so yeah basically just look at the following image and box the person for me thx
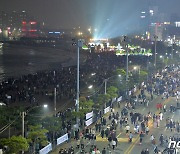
[76,139,80,149]
[154,145,158,153]
[96,148,100,154]
[125,124,130,134]
[145,148,149,154]
[80,137,84,149]
[145,126,149,135]
[114,137,118,147]
[112,140,116,150]
[129,132,133,143]
[159,134,164,146]
[150,135,154,144]
[141,149,146,154]
[163,104,166,112]
[139,132,144,145]
[102,148,106,154]
[101,129,104,138]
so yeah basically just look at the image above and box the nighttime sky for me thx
[1,0,180,30]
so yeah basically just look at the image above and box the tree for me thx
[0,106,24,128]
[27,125,48,153]
[72,97,94,119]
[114,68,126,77]
[139,70,148,83]
[42,116,62,143]
[0,136,29,154]
[107,86,118,99]
[80,99,94,110]
[96,94,111,108]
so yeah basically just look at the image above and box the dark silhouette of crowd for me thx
[0,52,148,107]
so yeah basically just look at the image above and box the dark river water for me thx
[0,43,82,80]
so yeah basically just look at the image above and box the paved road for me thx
[50,92,179,154]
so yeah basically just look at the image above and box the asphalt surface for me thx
[50,92,180,154]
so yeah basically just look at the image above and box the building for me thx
[0,11,40,40]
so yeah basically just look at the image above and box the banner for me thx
[117,96,122,102]
[104,106,110,114]
[86,111,93,120]
[57,133,68,145]
[85,118,93,126]
[112,97,116,103]
[39,143,52,154]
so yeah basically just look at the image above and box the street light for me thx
[88,85,93,89]
[154,35,158,70]
[160,55,164,63]
[104,75,122,94]
[22,104,48,138]
[123,35,129,99]
[76,39,83,127]
[43,104,48,108]
[133,66,137,70]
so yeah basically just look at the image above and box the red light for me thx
[30,21,37,25]
[22,21,26,24]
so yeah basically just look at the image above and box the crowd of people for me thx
[56,64,180,154]
[0,52,149,107]
[0,49,179,153]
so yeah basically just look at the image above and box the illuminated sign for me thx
[175,21,180,27]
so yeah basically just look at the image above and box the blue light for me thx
[49,32,53,34]
[54,32,60,34]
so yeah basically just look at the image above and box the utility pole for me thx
[22,112,25,137]
[76,39,83,126]
[154,35,157,70]
[124,36,129,100]
[171,43,174,59]
[154,23,158,71]
[104,79,107,95]
[147,57,149,81]
[22,111,25,154]
[54,88,56,116]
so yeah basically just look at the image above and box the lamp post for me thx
[171,43,174,59]
[54,88,56,116]
[160,55,164,63]
[154,35,158,70]
[22,104,48,138]
[104,75,122,95]
[123,36,129,99]
[76,40,83,127]
[21,104,48,153]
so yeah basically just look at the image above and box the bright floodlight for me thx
[160,55,163,58]
[118,74,121,77]
[91,73,96,76]
[43,104,48,108]
[134,66,137,70]
[88,85,93,89]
